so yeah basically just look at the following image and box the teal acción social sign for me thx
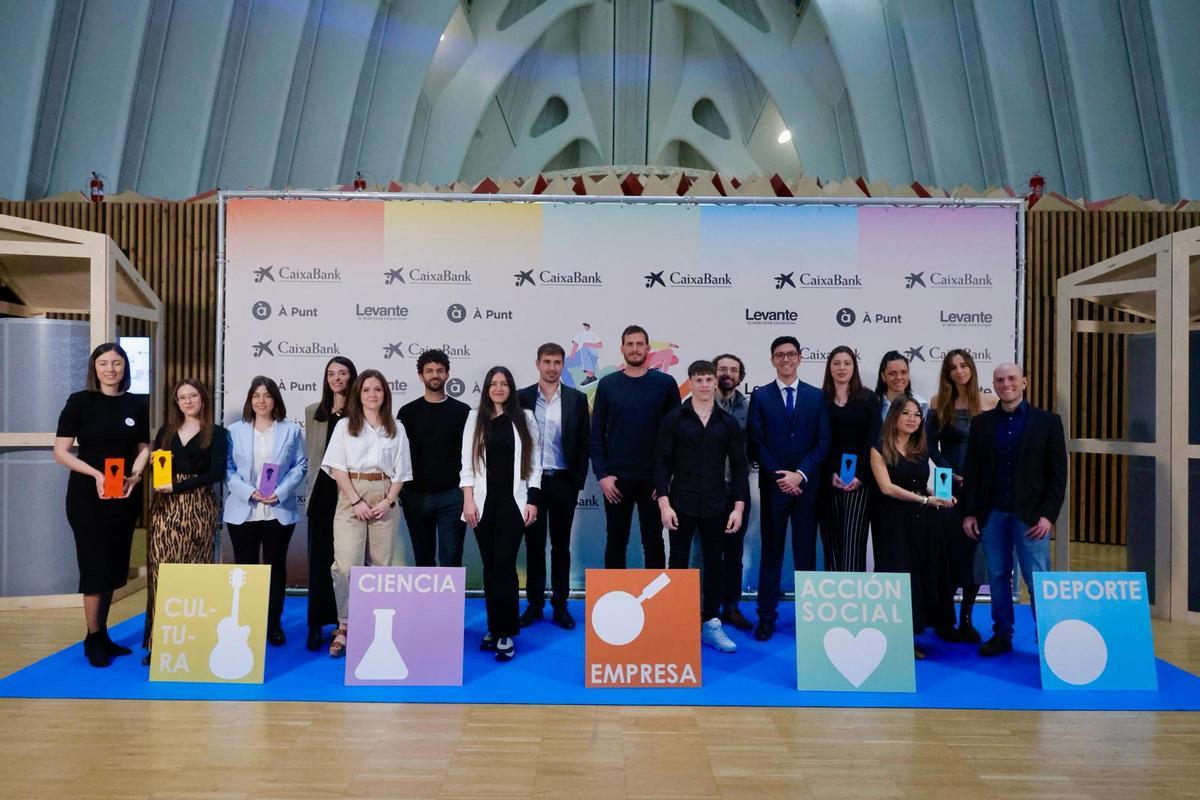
[794,572,915,693]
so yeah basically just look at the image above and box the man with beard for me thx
[713,353,753,631]
[517,343,590,629]
[397,349,471,566]
[591,325,681,568]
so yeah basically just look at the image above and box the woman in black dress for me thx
[927,348,997,643]
[460,366,541,662]
[869,398,955,659]
[303,356,357,651]
[143,378,227,665]
[818,346,880,572]
[53,343,150,667]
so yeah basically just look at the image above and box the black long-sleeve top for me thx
[654,401,750,518]
[153,424,228,493]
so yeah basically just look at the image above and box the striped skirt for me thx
[143,476,218,649]
[818,486,872,572]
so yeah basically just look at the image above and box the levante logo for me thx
[252,265,341,283]
[644,270,733,288]
[384,268,473,285]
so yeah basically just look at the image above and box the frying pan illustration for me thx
[591,572,671,646]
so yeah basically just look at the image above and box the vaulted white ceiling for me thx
[1,0,1196,200]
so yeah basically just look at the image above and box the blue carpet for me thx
[1,597,1197,710]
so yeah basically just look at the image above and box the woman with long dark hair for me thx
[927,348,997,643]
[143,378,227,665]
[460,366,541,662]
[874,350,928,421]
[321,370,411,658]
[818,347,879,571]
[53,343,150,667]
[303,356,357,651]
[224,376,307,646]
[869,398,955,659]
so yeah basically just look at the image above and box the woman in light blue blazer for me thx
[224,376,307,645]
[460,365,541,662]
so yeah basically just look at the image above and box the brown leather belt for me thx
[348,471,388,481]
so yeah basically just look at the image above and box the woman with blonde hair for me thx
[927,348,997,643]
[870,398,955,659]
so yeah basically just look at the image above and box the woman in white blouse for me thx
[224,376,308,646]
[461,366,541,662]
[321,369,412,658]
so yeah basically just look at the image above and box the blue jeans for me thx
[980,510,1050,639]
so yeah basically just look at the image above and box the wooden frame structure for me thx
[0,213,165,446]
[1056,225,1200,621]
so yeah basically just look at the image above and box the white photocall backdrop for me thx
[220,194,1022,592]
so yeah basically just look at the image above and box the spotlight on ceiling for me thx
[777,129,792,145]
[440,34,446,41]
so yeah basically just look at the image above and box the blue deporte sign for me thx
[1032,571,1157,691]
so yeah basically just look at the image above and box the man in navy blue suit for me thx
[746,335,831,641]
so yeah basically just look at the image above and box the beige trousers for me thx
[331,477,396,624]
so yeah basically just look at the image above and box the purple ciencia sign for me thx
[345,566,465,686]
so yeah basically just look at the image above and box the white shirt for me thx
[534,384,566,471]
[321,417,413,484]
[250,423,276,522]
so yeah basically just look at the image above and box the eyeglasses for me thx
[772,351,800,361]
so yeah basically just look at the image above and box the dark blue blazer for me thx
[747,380,831,486]
[517,383,591,491]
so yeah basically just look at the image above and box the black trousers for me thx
[603,477,665,569]
[228,519,295,630]
[475,499,525,638]
[756,481,818,616]
[305,511,338,630]
[668,512,726,621]
[400,485,466,567]
[720,498,749,613]
[525,471,578,608]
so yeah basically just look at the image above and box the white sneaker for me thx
[701,618,737,653]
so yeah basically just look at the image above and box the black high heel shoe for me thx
[83,632,112,668]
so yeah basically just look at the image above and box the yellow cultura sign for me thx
[149,563,270,684]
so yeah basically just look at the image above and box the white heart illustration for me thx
[822,627,888,688]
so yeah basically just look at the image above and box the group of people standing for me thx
[53,325,1065,669]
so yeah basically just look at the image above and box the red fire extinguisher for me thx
[353,171,367,191]
[89,172,105,203]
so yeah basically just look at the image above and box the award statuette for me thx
[933,467,953,501]
[258,463,281,498]
[151,450,173,490]
[838,453,858,486]
[103,458,126,498]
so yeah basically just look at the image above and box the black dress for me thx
[56,391,149,594]
[306,408,344,630]
[928,408,983,587]
[871,453,954,634]
[818,391,879,571]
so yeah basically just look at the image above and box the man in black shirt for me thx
[397,349,470,567]
[590,325,681,568]
[656,360,749,653]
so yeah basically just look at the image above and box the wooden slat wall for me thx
[3,201,1197,544]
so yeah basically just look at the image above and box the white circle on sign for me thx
[124,417,135,427]
[1044,619,1108,685]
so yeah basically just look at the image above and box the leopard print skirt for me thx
[143,476,218,649]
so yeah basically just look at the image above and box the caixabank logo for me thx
[384,267,473,286]
[928,345,994,364]
[252,265,342,284]
[381,341,473,361]
[643,270,733,288]
[904,270,994,289]
[799,345,863,361]
[252,340,341,358]
[779,272,864,289]
[513,269,603,287]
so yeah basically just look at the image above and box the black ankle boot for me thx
[101,630,132,656]
[83,632,112,668]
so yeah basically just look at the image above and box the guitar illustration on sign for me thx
[209,567,254,680]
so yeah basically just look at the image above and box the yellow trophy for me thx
[151,449,173,490]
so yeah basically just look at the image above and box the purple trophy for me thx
[258,463,281,498]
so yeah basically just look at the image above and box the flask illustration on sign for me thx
[823,627,888,688]
[354,608,409,680]
[933,467,953,500]
[591,572,671,646]
[209,568,254,680]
